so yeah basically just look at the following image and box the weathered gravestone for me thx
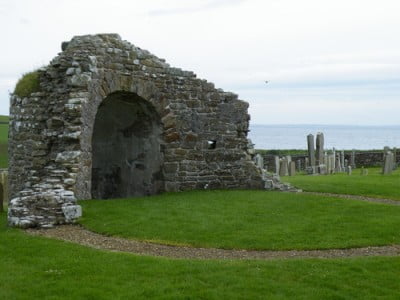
[360,166,369,176]
[340,151,345,172]
[335,154,342,173]
[347,166,352,175]
[279,158,289,176]
[288,161,296,176]
[382,151,394,175]
[307,134,316,174]
[296,160,301,172]
[332,148,336,171]
[274,156,280,175]
[327,154,335,174]
[316,132,324,165]
[350,150,356,169]
[254,153,264,169]
[316,163,326,175]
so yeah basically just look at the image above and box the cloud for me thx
[0,0,399,125]
[0,2,12,16]
[19,18,30,25]
[148,0,245,16]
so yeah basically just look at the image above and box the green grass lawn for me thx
[2,121,400,298]
[1,212,400,299]
[79,190,400,251]
[0,115,9,123]
[284,168,400,200]
[0,115,8,168]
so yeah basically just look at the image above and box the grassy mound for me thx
[14,71,41,98]
[284,168,400,200]
[1,212,400,299]
[79,190,400,250]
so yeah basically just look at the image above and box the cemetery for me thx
[0,35,399,299]
[257,134,398,177]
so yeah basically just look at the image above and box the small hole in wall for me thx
[208,140,217,149]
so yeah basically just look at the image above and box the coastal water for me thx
[248,124,400,150]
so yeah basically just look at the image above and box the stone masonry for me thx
[8,34,272,228]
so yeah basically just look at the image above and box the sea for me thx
[248,124,400,150]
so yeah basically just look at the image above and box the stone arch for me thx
[76,74,166,200]
[90,91,164,199]
[8,34,270,228]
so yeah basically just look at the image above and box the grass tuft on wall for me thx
[14,71,41,98]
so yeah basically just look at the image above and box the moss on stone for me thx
[14,71,41,98]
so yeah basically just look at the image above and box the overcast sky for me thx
[1,0,399,125]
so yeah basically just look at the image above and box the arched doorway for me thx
[91,91,164,199]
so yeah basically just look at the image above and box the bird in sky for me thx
[265,80,269,84]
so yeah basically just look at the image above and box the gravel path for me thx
[303,192,400,206]
[26,225,400,260]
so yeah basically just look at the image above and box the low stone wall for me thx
[259,151,399,172]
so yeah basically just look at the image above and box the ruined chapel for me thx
[8,34,279,228]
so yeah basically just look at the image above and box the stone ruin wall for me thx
[8,34,265,228]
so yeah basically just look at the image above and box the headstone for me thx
[296,160,301,172]
[335,154,342,173]
[360,167,368,176]
[323,152,328,166]
[254,153,264,169]
[286,155,292,164]
[347,166,352,175]
[318,164,327,175]
[289,161,296,176]
[382,146,392,173]
[382,151,394,175]
[316,132,324,165]
[332,147,336,171]
[305,167,314,175]
[350,150,356,169]
[307,134,316,173]
[274,156,280,175]
[393,147,397,170]
[305,157,309,168]
[344,159,348,169]
[326,155,331,174]
[384,146,390,154]
[329,154,335,174]
[340,151,345,172]
[279,158,289,176]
